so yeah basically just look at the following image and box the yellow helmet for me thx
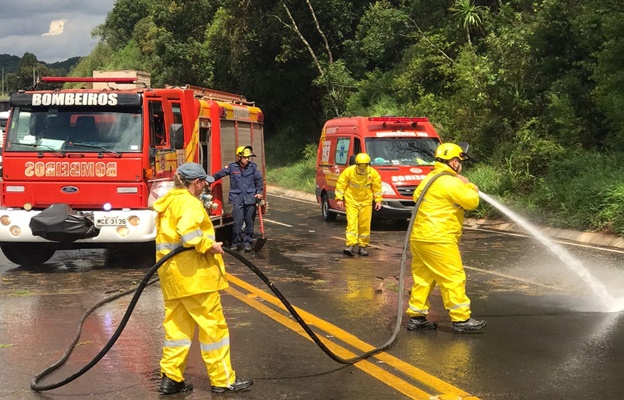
[435,143,469,161]
[236,145,256,158]
[355,153,371,165]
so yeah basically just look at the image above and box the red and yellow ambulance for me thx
[315,116,441,222]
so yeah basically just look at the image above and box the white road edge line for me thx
[267,192,317,204]
[263,218,293,227]
[465,226,624,254]
[268,191,624,255]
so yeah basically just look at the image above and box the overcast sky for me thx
[0,0,116,64]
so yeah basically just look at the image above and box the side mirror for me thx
[348,154,356,166]
[170,123,184,150]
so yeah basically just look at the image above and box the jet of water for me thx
[478,192,617,311]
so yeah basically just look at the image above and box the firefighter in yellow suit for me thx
[406,143,487,333]
[153,162,253,395]
[335,153,383,257]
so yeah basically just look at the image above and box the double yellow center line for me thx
[225,274,479,400]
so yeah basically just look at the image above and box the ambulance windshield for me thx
[5,106,142,153]
[365,137,439,166]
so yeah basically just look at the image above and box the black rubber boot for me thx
[343,246,355,257]
[159,375,193,395]
[406,316,437,331]
[211,378,253,393]
[452,318,487,333]
[358,247,369,256]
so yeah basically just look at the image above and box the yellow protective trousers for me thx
[160,291,236,387]
[345,202,373,247]
[407,241,471,322]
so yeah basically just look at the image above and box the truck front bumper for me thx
[375,200,415,219]
[0,208,156,243]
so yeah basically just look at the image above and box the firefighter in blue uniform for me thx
[212,146,263,252]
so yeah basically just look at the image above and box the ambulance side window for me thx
[335,138,350,165]
[353,138,362,155]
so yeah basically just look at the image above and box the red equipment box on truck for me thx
[315,116,441,222]
[0,74,265,266]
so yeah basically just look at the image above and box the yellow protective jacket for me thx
[335,165,383,205]
[153,188,228,301]
[410,162,479,244]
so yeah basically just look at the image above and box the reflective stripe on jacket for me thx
[410,162,479,244]
[153,188,228,300]
[334,165,383,205]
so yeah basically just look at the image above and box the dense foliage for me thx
[5,0,624,235]
[0,53,80,93]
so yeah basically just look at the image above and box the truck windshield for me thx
[365,137,440,166]
[4,106,142,153]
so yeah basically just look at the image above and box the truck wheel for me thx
[106,242,155,268]
[216,223,233,244]
[126,242,156,265]
[321,194,337,222]
[0,243,56,267]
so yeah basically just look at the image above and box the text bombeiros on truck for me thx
[0,72,266,267]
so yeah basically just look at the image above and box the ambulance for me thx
[315,116,442,222]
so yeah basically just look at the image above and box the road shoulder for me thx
[267,185,624,250]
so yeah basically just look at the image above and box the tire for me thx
[321,193,337,222]
[106,242,155,268]
[126,242,156,263]
[394,218,410,230]
[0,243,56,267]
[216,223,234,244]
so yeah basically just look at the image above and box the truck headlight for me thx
[381,181,396,196]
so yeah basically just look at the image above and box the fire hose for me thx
[30,173,450,392]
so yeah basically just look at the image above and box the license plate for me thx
[96,217,127,226]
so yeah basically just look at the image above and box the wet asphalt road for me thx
[1,194,624,399]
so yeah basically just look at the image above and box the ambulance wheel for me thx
[0,243,56,267]
[321,194,337,222]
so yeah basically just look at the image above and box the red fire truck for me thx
[0,75,266,266]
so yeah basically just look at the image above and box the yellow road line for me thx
[226,274,478,399]
[225,285,431,399]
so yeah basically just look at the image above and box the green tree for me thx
[69,43,114,86]
[150,0,218,86]
[98,0,152,51]
[451,0,486,45]
[344,1,412,76]
[580,0,624,149]
[15,53,53,90]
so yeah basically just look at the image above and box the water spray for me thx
[478,192,617,311]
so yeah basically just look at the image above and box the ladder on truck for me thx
[165,84,255,106]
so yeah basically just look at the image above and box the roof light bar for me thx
[41,77,137,84]
[368,117,429,123]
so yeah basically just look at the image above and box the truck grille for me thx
[396,185,417,198]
